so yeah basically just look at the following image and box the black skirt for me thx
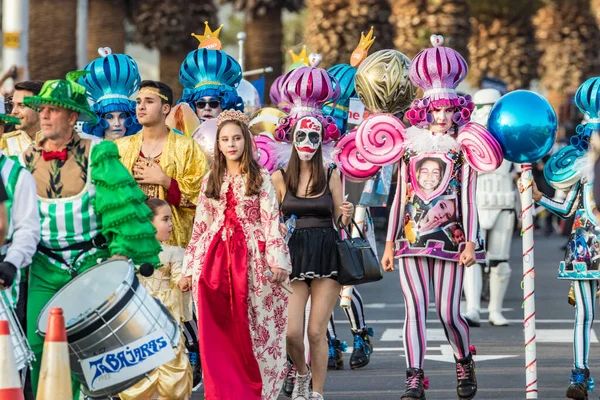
[288,227,341,281]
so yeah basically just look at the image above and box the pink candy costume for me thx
[383,35,502,381]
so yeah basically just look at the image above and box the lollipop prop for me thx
[488,90,558,399]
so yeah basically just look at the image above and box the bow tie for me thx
[42,148,68,162]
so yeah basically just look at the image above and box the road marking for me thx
[536,329,598,343]
[334,319,576,324]
[424,345,518,363]
[380,328,448,342]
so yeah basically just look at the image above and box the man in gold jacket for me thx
[116,80,207,248]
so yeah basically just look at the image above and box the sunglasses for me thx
[195,100,220,109]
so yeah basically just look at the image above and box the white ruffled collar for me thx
[404,126,460,154]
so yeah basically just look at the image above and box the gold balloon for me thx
[249,107,287,138]
[355,49,417,114]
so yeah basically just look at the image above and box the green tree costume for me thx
[21,72,161,399]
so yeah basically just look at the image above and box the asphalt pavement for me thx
[196,232,587,399]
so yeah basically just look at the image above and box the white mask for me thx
[293,116,322,161]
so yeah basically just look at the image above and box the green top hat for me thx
[23,70,98,123]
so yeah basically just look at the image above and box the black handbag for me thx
[336,218,383,286]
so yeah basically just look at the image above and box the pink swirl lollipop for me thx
[254,135,278,173]
[334,130,381,182]
[456,122,503,173]
[355,114,406,166]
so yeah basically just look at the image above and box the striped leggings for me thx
[573,280,597,370]
[326,286,366,339]
[400,256,471,369]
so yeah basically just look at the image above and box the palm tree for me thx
[533,0,600,112]
[391,0,470,59]
[221,1,304,97]
[129,0,218,100]
[467,0,540,91]
[86,0,127,62]
[304,0,395,68]
[29,0,78,80]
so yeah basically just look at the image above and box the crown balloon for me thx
[288,46,310,70]
[351,26,376,67]
[191,21,223,50]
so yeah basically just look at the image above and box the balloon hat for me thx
[275,66,341,143]
[324,27,376,133]
[179,21,243,114]
[79,47,142,137]
[406,34,474,128]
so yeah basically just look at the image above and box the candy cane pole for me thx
[519,164,538,398]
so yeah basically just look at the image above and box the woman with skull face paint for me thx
[79,47,142,140]
[379,36,502,400]
[271,66,353,400]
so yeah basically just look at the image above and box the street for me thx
[197,233,588,399]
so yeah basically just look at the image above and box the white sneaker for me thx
[292,368,312,400]
[310,392,324,400]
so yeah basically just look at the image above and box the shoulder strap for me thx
[327,165,336,185]
[278,167,286,177]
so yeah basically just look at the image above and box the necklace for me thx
[141,138,165,161]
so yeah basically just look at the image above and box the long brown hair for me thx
[285,123,327,197]
[205,119,262,199]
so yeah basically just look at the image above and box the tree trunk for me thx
[29,0,77,80]
[244,4,282,100]
[160,50,187,101]
[87,0,126,62]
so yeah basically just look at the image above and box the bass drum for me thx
[37,259,179,398]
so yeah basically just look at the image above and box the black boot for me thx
[401,368,426,400]
[327,338,346,370]
[188,351,202,391]
[565,367,590,400]
[455,353,477,400]
[350,328,374,369]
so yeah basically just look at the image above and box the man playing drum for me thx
[20,71,161,399]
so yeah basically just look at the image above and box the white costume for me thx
[463,88,515,327]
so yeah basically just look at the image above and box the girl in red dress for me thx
[182,110,292,400]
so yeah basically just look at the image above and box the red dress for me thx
[199,186,262,399]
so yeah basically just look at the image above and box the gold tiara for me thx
[216,109,249,127]
[139,89,169,102]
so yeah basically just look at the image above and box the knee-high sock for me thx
[573,280,596,369]
[326,315,336,341]
[431,258,470,360]
[183,307,199,353]
[343,287,367,334]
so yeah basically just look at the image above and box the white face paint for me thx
[293,116,322,161]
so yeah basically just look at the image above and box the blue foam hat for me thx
[323,64,357,132]
[178,23,243,113]
[79,47,141,137]
[572,76,600,151]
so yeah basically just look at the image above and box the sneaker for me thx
[327,338,346,370]
[350,328,373,369]
[400,368,426,400]
[455,353,477,400]
[188,351,202,391]
[291,368,312,400]
[566,367,591,400]
[282,362,297,397]
[309,392,324,400]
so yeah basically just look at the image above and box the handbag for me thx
[336,217,383,286]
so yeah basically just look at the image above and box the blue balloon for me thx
[487,90,557,164]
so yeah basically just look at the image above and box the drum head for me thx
[37,260,133,335]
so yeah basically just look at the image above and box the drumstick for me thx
[265,270,294,294]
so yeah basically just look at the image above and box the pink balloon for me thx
[457,122,503,173]
[356,114,406,166]
[253,135,278,173]
[192,119,218,161]
[334,130,381,182]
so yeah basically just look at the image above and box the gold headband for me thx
[139,89,169,102]
[194,80,222,89]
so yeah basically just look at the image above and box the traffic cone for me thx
[36,308,72,400]
[0,320,24,400]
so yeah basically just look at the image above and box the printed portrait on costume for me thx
[409,154,453,202]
